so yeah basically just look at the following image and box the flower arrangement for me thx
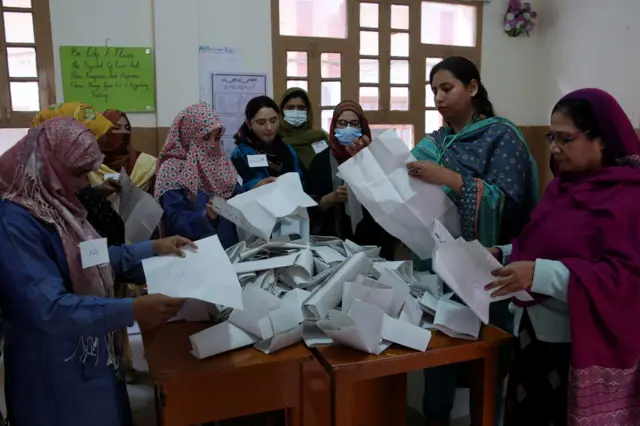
[504,0,537,37]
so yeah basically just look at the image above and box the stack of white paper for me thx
[212,173,317,241]
[337,130,461,260]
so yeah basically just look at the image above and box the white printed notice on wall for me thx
[199,46,243,105]
[212,73,268,157]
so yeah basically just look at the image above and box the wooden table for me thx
[142,322,314,426]
[313,325,513,426]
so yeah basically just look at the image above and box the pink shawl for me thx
[154,103,237,202]
[0,117,113,298]
[510,89,640,425]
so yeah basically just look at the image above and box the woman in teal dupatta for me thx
[408,57,539,426]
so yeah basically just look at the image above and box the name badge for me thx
[237,175,244,185]
[79,238,110,269]
[312,140,329,154]
[248,154,268,168]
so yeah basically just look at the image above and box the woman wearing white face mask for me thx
[278,87,328,169]
[306,100,395,259]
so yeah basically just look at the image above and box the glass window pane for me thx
[321,109,334,133]
[391,5,409,30]
[360,31,379,56]
[2,0,31,7]
[287,80,308,92]
[425,84,436,107]
[359,59,378,84]
[321,53,341,79]
[360,3,379,28]
[279,0,347,38]
[287,51,308,78]
[3,12,34,43]
[425,110,443,134]
[10,81,39,112]
[390,60,409,85]
[360,87,379,111]
[426,57,443,80]
[321,82,341,107]
[421,2,476,47]
[7,47,37,78]
[391,87,409,111]
[390,32,409,57]
[371,124,414,148]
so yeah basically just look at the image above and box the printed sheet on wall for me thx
[212,73,268,157]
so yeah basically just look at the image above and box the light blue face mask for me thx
[283,110,307,127]
[334,127,362,145]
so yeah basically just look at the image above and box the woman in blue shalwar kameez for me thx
[0,118,193,426]
[406,57,540,426]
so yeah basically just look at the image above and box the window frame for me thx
[0,0,56,128]
[271,0,484,146]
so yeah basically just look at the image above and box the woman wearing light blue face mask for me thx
[306,100,395,260]
[278,88,328,169]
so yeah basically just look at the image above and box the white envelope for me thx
[116,169,163,243]
[312,245,346,264]
[169,298,217,322]
[279,249,314,288]
[317,303,389,355]
[302,320,334,347]
[342,276,394,314]
[143,235,243,309]
[189,321,259,359]
[233,251,299,274]
[229,285,282,337]
[254,325,303,354]
[212,173,317,241]
[433,238,533,324]
[377,269,411,318]
[381,315,432,352]
[433,298,481,340]
[302,252,372,319]
[338,130,461,260]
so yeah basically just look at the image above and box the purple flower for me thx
[530,10,538,19]
[510,0,522,8]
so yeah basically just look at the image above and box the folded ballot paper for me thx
[337,129,461,260]
[115,169,164,243]
[143,235,243,309]
[212,172,317,242]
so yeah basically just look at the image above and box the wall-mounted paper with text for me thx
[60,46,156,112]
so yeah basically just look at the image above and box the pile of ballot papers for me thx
[141,153,521,360]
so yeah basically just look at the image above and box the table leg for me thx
[301,358,331,426]
[333,377,354,426]
[470,351,499,426]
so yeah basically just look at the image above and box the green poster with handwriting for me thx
[60,46,156,112]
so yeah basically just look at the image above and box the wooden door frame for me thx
[271,0,484,145]
[0,0,56,128]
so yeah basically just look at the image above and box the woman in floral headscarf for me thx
[155,103,242,248]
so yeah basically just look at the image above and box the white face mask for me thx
[283,110,307,127]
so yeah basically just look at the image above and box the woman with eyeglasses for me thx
[155,103,242,248]
[305,100,395,259]
[485,88,640,426]
[278,87,329,169]
[231,96,305,191]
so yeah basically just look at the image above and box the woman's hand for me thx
[407,161,463,194]
[256,177,276,188]
[152,236,198,258]
[318,185,348,211]
[345,135,371,157]
[206,200,217,220]
[484,261,535,298]
[133,294,186,329]
[487,247,502,262]
[94,179,121,198]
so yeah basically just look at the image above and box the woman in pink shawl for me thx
[486,88,640,425]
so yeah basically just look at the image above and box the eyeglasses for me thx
[336,119,361,128]
[252,117,279,127]
[545,131,583,147]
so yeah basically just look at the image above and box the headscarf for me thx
[155,103,237,203]
[101,109,139,175]
[510,89,640,425]
[278,88,328,168]
[235,96,295,177]
[329,100,372,164]
[0,117,114,297]
[32,102,113,140]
